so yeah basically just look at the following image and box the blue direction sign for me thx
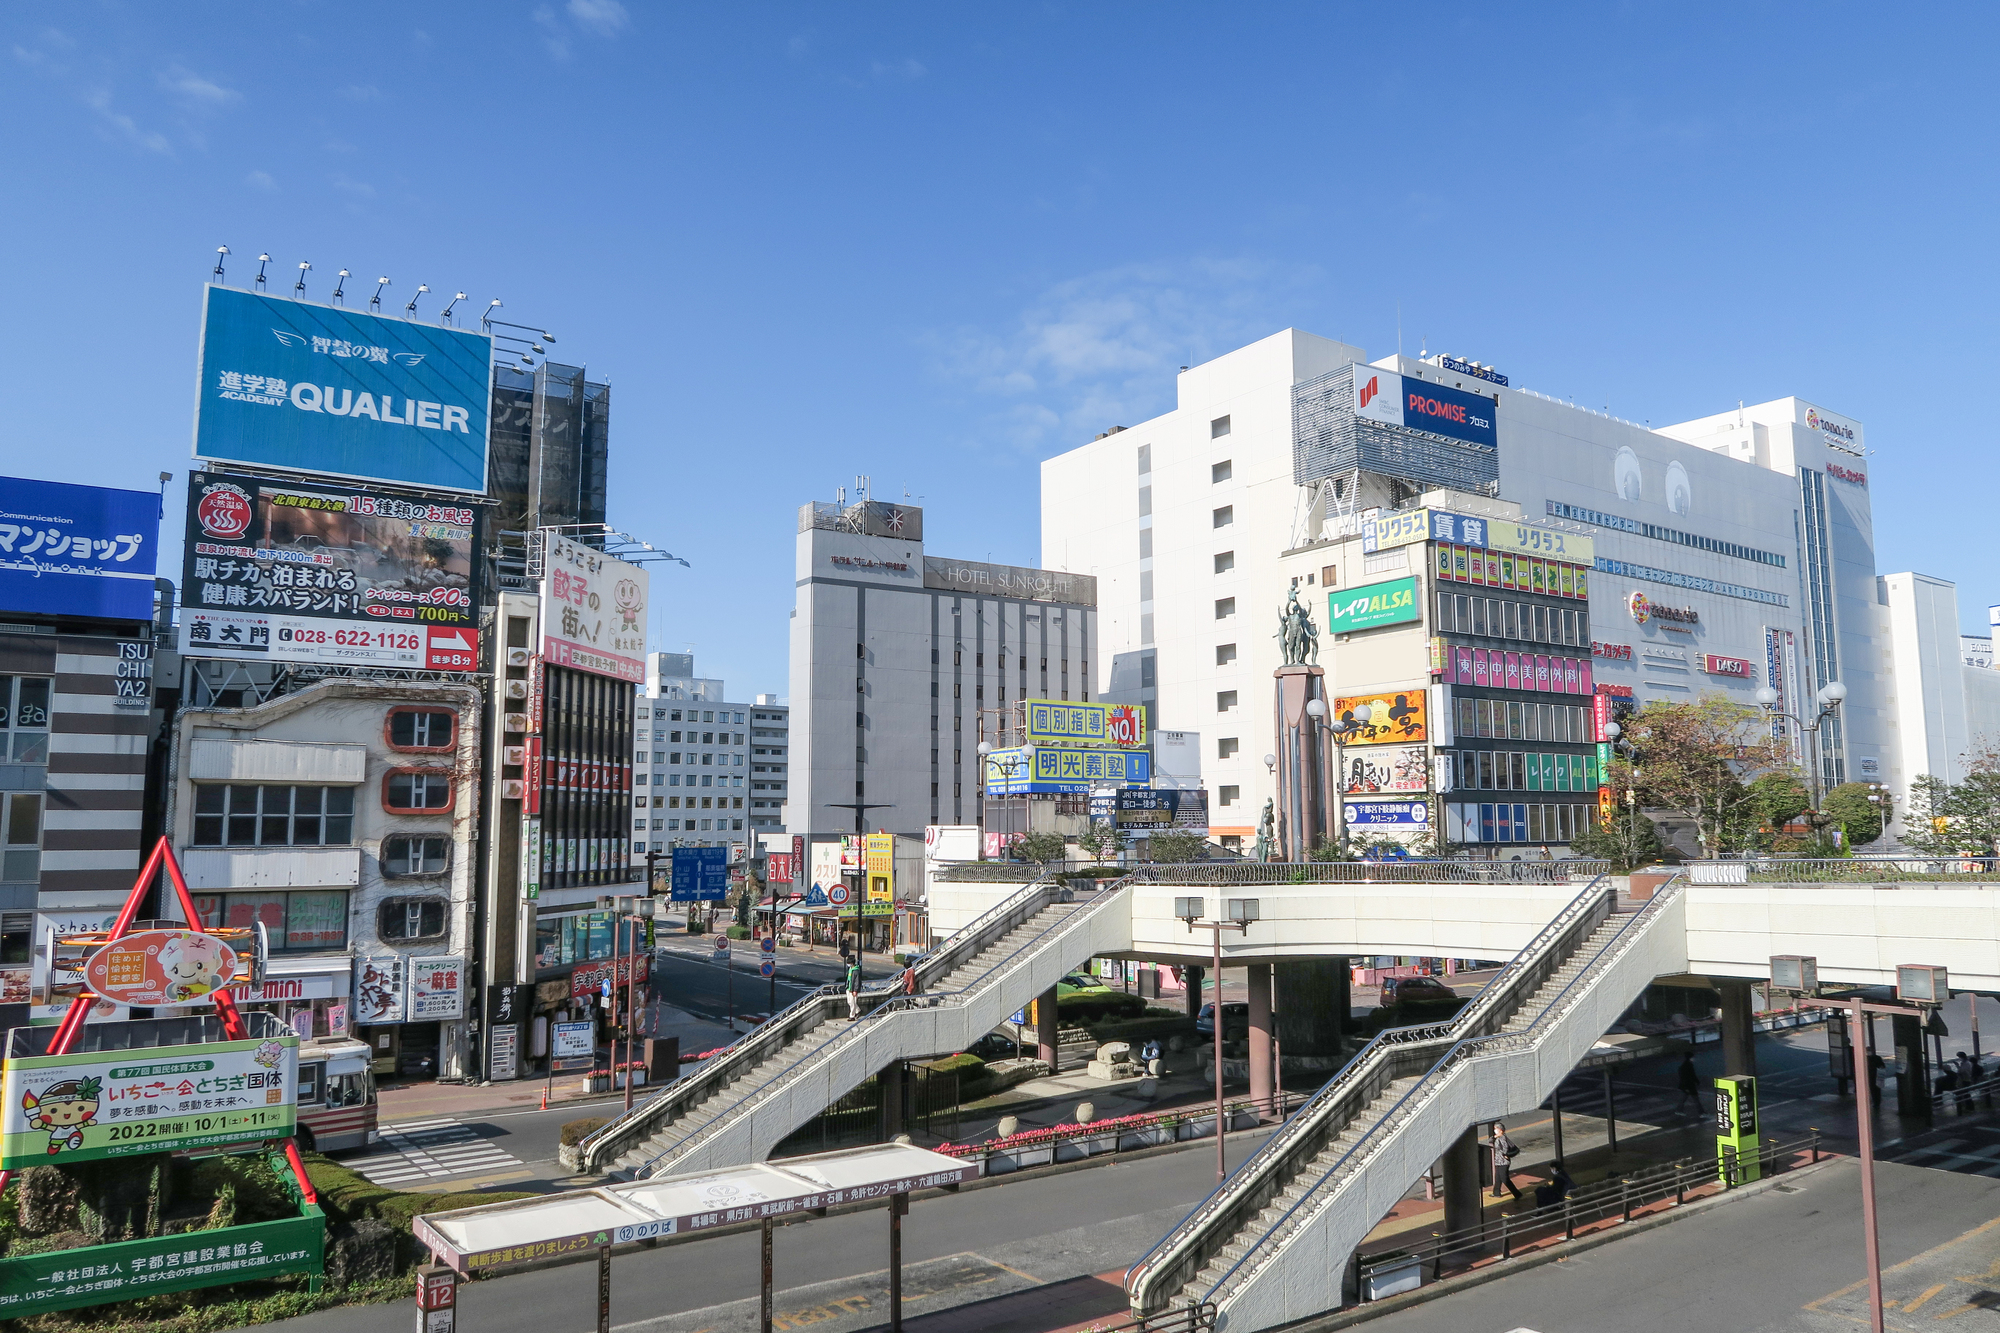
[671,846,731,901]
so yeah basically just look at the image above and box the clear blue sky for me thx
[6,4,1997,696]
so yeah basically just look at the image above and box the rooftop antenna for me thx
[254,253,271,291]
[1419,333,1428,358]
[1396,301,1403,357]
[293,261,311,298]
[371,276,390,311]
[212,245,229,283]
[331,269,349,306]
[404,283,429,319]
[440,291,465,326]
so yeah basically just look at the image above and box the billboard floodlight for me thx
[405,282,429,318]
[254,253,271,289]
[213,244,229,280]
[371,276,390,310]
[332,269,349,304]
[294,260,310,297]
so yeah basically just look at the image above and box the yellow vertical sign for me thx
[864,833,894,918]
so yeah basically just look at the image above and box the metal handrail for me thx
[623,878,1135,1179]
[580,877,1066,1169]
[1685,855,2000,883]
[1123,874,1617,1311]
[1130,860,1614,885]
[1196,873,1686,1311]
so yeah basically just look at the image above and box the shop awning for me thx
[413,1142,973,1275]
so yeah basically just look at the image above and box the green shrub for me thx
[561,1118,610,1147]
[725,925,752,940]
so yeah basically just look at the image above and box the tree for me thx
[1623,696,1785,855]
[1743,772,1811,849]
[1075,822,1128,864]
[1568,798,1667,870]
[1822,782,1890,848]
[1012,831,1068,866]
[1146,830,1209,863]
[1904,773,2000,857]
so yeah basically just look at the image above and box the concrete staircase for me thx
[576,878,1135,1180]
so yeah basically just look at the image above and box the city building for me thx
[1879,574,2000,825]
[787,491,1097,842]
[486,362,610,592]
[633,652,781,855]
[0,477,164,1023]
[1042,328,1894,852]
[164,678,482,1077]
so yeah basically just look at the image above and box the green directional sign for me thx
[1328,577,1420,634]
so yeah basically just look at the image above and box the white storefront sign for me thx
[407,956,467,1021]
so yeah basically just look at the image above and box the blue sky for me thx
[6,4,1998,695]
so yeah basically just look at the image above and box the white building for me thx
[787,494,1097,841]
[634,652,783,855]
[166,678,483,1079]
[1042,328,1894,848]
[1878,576,2000,826]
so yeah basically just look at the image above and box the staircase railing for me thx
[578,875,1066,1173]
[1124,874,1619,1315]
[1191,873,1686,1314]
[621,875,1133,1180]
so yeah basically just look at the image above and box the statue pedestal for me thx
[1273,665,1331,861]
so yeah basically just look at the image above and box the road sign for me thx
[828,883,851,906]
[760,937,776,954]
[600,978,613,998]
[713,935,730,955]
[760,960,775,979]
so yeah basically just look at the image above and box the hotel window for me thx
[1216,643,1237,665]
[382,834,450,877]
[1219,784,1240,806]
[383,770,453,813]
[1211,415,1231,438]
[1214,551,1235,574]
[1218,738,1239,758]
[386,707,456,751]
[377,897,448,943]
[0,677,51,764]
[1212,460,1233,484]
[1213,506,1233,528]
[1,793,40,883]
[1215,597,1236,619]
[193,785,355,846]
[1217,691,1238,713]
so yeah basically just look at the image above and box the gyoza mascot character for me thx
[24,1077,100,1155]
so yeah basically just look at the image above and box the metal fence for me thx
[1131,859,1616,886]
[1354,1130,1823,1301]
[1686,856,2000,884]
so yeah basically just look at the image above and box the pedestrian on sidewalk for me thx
[1489,1122,1522,1200]
[845,960,863,1020]
[901,962,921,998]
[1674,1050,1701,1115]
[1142,1037,1163,1077]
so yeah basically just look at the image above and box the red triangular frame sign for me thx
[0,836,318,1203]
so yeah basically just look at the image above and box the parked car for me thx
[1379,976,1457,1005]
[962,1030,1020,1062]
[1195,1001,1250,1042]
[1056,973,1147,1021]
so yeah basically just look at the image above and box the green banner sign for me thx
[1,1034,297,1169]
[0,1207,323,1316]
[1328,576,1420,634]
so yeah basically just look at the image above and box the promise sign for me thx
[0,1033,298,1168]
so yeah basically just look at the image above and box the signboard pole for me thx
[760,1219,774,1333]
[597,1244,611,1333]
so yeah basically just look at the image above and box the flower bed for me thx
[937,1100,1266,1175]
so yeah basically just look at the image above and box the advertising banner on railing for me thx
[0,1032,297,1167]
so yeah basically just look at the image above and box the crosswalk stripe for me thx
[348,1117,524,1186]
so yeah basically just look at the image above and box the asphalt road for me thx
[1367,1156,2000,1332]
[280,1129,1278,1333]
[648,945,815,1027]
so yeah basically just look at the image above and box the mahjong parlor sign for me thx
[0,1034,297,1168]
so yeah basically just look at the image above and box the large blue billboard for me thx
[192,286,492,493]
[0,476,160,621]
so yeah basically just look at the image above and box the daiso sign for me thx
[1702,654,1754,679]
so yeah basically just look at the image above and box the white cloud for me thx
[869,57,926,81]
[935,258,1321,452]
[339,84,383,102]
[157,64,238,106]
[245,170,277,191]
[332,175,375,198]
[82,88,172,156]
[567,0,630,36]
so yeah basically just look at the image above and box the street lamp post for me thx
[1755,681,1848,832]
[1303,699,1373,857]
[1177,895,1260,1183]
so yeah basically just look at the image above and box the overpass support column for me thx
[1441,1124,1484,1252]
[1036,987,1060,1068]
[1719,980,1757,1079]
[1247,963,1275,1115]
[1184,966,1205,1022]
[1894,1011,1931,1120]
[1276,959,1350,1065]
[880,1061,905,1138]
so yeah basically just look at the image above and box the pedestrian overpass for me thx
[575,858,2000,1331]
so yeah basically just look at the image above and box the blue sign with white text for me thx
[670,846,731,901]
[1344,799,1431,827]
[1399,378,1496,450]
[193,286,493,493]
[0,476,160,621]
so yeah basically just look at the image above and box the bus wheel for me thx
[295,1126,317,1153]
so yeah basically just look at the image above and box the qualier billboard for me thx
[192,286,492,493]
[179,470,481,671]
